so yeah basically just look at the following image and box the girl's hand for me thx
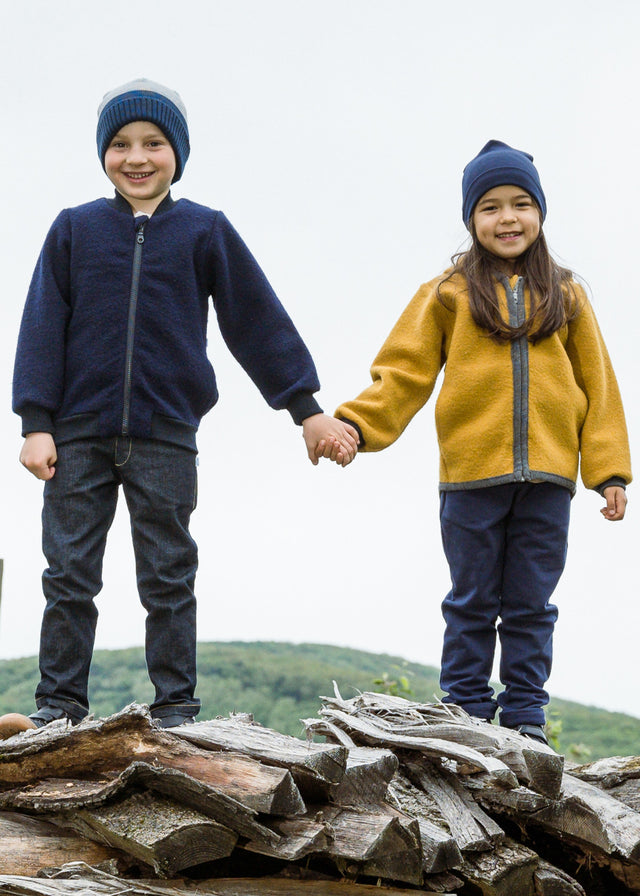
[600,486,627,521]
[302,414,359,467]
[19,432,57,480]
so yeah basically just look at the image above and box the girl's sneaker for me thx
[515,723,549,745]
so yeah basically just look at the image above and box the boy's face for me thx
[104,121,176,213]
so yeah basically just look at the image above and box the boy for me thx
[12,79,358,730]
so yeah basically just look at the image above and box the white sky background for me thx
[0,1,638,717]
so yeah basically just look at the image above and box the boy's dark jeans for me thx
[36,437,200,724]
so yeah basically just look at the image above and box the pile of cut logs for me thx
[0,690,639,895]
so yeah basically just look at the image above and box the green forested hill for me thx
[0,641,637,760]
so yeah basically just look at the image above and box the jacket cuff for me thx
[287,393,323,425]
[336,415,365,449]
[595,477,627,496]
[20,405,55,437]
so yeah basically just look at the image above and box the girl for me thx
[328,140,631,744]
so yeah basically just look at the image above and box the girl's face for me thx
[472,185,541,273]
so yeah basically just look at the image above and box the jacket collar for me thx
[107,190,176,217]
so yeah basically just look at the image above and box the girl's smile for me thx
[472,185,541,273]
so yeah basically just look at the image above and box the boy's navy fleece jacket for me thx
[13,193,322,450]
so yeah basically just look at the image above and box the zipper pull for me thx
[136,225,145,245]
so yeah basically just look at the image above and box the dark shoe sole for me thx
[154,715,196,729]
[515,723,549,745]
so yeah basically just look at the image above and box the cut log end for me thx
[0,713,37,740]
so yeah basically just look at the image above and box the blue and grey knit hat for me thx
[97,78,190,183]
[462,140,546,226]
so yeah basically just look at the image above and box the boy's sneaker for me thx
[154,714,196,729]
[514,723,548,745]
[29,705,75,728]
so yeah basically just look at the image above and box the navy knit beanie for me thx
[462,140,546,227]
[97,78,190,183]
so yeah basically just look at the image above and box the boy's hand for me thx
[600,486,627,521]
[302,414,359,467]
[19,433,57,480]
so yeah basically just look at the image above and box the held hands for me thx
[302,414,359,467]
[19,432,57,480]
[600,486,627,521]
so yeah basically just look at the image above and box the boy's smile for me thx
[472,185,541,273]
[104,121,176,214]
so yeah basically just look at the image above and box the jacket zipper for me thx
[122,221,146,435]
[508,278,529,481]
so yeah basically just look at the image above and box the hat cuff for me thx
[463,167,546,224]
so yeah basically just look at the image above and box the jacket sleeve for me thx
[565,286,632,489]
[206,212,321,422]
[12,211,72,435]
[335,281,448,451]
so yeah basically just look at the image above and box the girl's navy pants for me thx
[439,482,571,728]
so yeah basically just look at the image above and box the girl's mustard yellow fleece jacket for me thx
[336,271,631,494]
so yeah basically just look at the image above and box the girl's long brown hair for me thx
[438,220,579,343]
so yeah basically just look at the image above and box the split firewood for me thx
[312,707,517,787]
[248,777,458,877]
[0,700,638,892]
[172,714,348,794]
[527,772,640,864]
[0,810,130,877]
[313,687,562,797]
[606,857,640,893]
[196,880,454,896]
[571,754,640,789]
[386,772,463,873]
[0,704,304,816]
[244,800,424,887]
[0,761,277,846]
[533,859,586,896]
[315,802,423,886]
[246,800,427,885]
[54,789,237,877]
[474,770,640,882]
[421,871,465,893]
[403,760,504,853]
[330,745,398,805]
[598,781,640,815]
[571,754,640,813]
[244,813,332,861]
[0,861,197,894]
[457,836,541,896]
[302,718,398,804]
[34,864,454,896]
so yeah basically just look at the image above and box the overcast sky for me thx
[1,1,638,719]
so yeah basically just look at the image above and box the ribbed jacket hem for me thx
[439,470,576,496]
